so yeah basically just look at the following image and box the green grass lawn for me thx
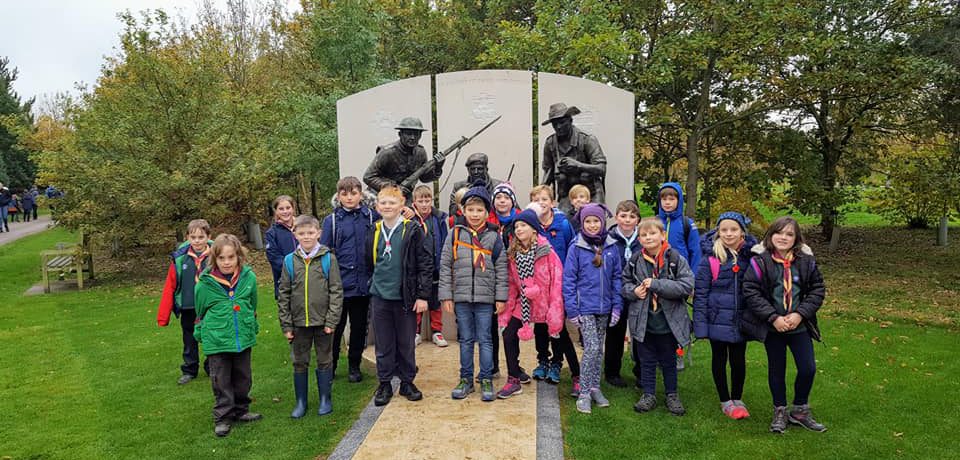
[561,227,960,459]
[0,229,376,459]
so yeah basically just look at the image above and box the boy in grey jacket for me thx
[440,185,508,402]
[622,217,694,416]
[278,215,343,418]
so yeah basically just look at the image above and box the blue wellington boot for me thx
[291,371,309,418]
[317,368,333,416]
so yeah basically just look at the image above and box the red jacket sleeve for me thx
[157,263,177,326]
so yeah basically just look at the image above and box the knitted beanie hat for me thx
[461,182,492,211]
[716,211,751,233]
[492,181,518,209]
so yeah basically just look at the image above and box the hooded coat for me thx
[742,243,825,342]
[657,182,701,271]
[692,231,759,343]
[563,234,623,318]
[500,235,565,339]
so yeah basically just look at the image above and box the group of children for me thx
[157,176,827,437]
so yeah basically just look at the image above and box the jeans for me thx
[454,302,494,380]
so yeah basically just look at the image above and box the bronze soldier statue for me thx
[447,152,502,216]
[363,117,445,199]
[540,103,607,213]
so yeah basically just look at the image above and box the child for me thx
[366,186,433,406]
[278,215,343,418]
[447,187,469,228]
[321,177,378,382]
[563,203,622,413]
[157,219,213,385]
[492,182,522,245]
[566,184,591,233]
[412,184,449,347]
[265,195,298,299]
[622,217,694,416]
[657,182,701,272]
[604,200,641,388]
[497,207,564,398]
[194,234,261,437]
[528,186,579,390]
[440,185,508,402]
[693,212,758,420]
[742,216,826,433]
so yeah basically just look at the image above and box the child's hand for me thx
[495,302,505,314]
[284,331,294,343]
[324,327,333,334]
[773,316,790,333]
[784,312,803,330]
[633,285,646,298]
[442,300,453,312]
[642,278,653,289]
[401,206,416,220]
[413,299,428,313]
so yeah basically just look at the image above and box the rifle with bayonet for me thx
[399,115,502,192]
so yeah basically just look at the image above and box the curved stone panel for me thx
[537,72,635,208]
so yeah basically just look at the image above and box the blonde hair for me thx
[209,234,248,273]
[568,184,590,201]
[637,217,665,232]
[529,184,555,201]
[186,219,211,236]
[377,185,405,202]
[453,187,469,210]
[712,235,740,264]
[413,184,434,199]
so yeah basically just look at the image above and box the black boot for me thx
[317,368,333,416]
[348,363,362,383]
[290,371,308,418]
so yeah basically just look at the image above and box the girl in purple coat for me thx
[563,203,622,414]
[693,212,757,420]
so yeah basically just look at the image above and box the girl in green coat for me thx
[194,234,261,437]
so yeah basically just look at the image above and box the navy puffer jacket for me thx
[692,230,758,343]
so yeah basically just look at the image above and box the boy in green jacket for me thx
[194,234,261,437]
[278,215,344,418]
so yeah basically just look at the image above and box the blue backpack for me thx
[283,252,331,281]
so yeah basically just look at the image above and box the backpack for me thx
[284,252,331,282]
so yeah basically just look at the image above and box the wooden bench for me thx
[41,232,94,293]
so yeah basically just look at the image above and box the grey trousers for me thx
[208,348,252,423]
[291,326,334,372]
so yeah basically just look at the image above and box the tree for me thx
[0,57,36,189]
[765,0,950,237]
[481,0,801,219]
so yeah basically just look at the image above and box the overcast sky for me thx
[0,0,299,105]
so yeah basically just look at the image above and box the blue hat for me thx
[461,182,492,211]
[716,211,751,232]
[515,206,541,233]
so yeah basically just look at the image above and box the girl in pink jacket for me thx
[497,208,565,399]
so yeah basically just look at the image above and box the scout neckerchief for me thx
[211,267,241,292]
[415,209,431,236]
[187,246,210,283]
[297,244,320,263]
[453,223,492,271]
[771,250,795,312]
[641,242,670,312]
[515,241,537,324]
[616,227,637,263]
[380,219,402,262]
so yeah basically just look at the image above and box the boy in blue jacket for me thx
[657,182,701,271]
[321,177,378,383]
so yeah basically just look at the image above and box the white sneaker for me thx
[414,334,422,346]
[432,332,448,347]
